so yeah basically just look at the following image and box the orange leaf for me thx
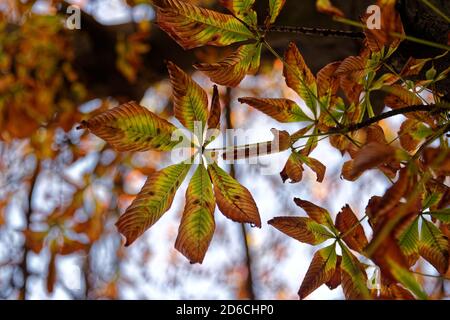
[335,205,368,253]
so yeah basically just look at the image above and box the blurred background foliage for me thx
[0,0,448,299]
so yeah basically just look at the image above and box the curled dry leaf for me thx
[342,142,396,181]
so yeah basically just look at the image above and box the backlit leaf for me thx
[153,0,254,50]
[204,85,221,145]
[268,216,334,245]
[399,119,432,152]
[340,245,370,300]
[299,243,337,299]
[294,198,334,230]
[429,209,450,224]
[283,42,318,114]
[419,219,449,274]
[335,205,368,253]
[316,0,344,17]
[388,258,427,300]
[116,162,191,246]
[207,163,261,227]
[267,0,286,25]
[219,0,257,26]
[280,151,304,183]
[238,97,312,123]
[78,101,182,152]
[397,217,420,266]
[194,43,262,87]
[167,61,209,133]
[175,165,215,264]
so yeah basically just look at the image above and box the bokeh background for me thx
[0,0,447,299]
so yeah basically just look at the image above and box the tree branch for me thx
[261,25,364,39]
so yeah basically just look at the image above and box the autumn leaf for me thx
[194,43,262,87]
[167,61,209,133]
[283,42,318,115]
[340,245,370,300]
[397,217,420,267]
[267,0,286,25]
[207,162,261,227]
[419,218,449,274]
[78,101,182,152]
[376,283,415,300]
[280,151,304,183]
[316,0,344,17]
[342,142,396,181]
[388,258,427,300]
[325,255,342,290]
[335,205,368,254]
[268,216,334,245]
[399,119,433,152]
[116,162,191,246]
[219,0,257,27]
[363,0,404,52]
[316,61,341,104]
[239,97,312,123]
[293,198,334,230]
[175,165,215,264]
[299,243,338,299]
[428,209,450,224]
[204,85,222,145]
[153,0,254,50]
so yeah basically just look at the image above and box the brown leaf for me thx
[335,205,368,253]
[294,198,334,229]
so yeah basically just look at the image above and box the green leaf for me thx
[267,0,286,25]
[397,217,420,266]
[116,162,191,246]
[388,258,428,300]
[283,42,318,116]
[175,165,215,264]
[428,209,450,224]
[220,0,257,26]
[340,245,370,299]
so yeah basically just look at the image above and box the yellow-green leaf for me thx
[428,209,450,224]
[153,0,254,50]
[116,162,191,246]
[267,0,286,25]
[167,61,209,133]
[388,258,428,300]
[283,42,318,115]
[268,216,334,245]
[419,219,449,274]
[316,0,344,17]
[194,43,261,87]
[340,245,371,300]
[175,165,215,264]
[397,217,420,267]
[220,0,257,26]
[207,163,261,227]
[299,243,338,299]
[78,101,181,152]
[238,97,312,123]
